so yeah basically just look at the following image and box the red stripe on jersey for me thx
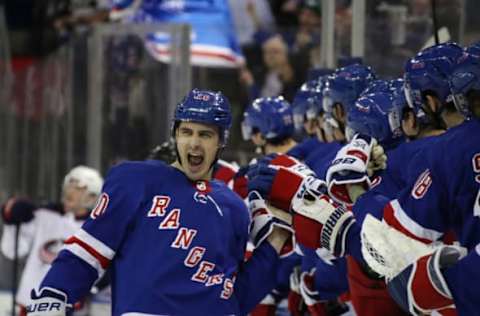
[411,256,453,310]
[214,166,236,184]
[64,236,110,269]
[383,203,431,244]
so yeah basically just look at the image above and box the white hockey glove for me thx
[291,178,355,257]
[326,134,386,205]
[248,191,294,257]
[27,287,70,316]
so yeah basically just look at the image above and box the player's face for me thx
[174,121,220,181]
[62,184,90,217]
[303,118,318,136]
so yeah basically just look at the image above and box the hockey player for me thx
[241,96,298,157]
[383,47,480,316]
[26,89,293,316]
[322,64,376,143]
[241,96,352,315]
[239,96,303,316]
[1,166,105,316]
[248,47,480,315]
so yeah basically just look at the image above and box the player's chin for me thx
[186,163,208,181]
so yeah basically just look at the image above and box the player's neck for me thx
[417,128,445,139]
[265,139,297,155]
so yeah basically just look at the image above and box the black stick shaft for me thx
[12,224,20,316]
[431,0,439,44]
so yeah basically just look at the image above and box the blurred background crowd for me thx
[0,0,479,297]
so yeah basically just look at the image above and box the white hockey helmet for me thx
[63,165,103,196]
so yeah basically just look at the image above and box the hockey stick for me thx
[12,223,20,316]
[431,0,439,45]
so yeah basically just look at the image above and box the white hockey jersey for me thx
[1,209,83,306]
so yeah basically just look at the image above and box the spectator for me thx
[228,0,276,48]
[240,34,307,103]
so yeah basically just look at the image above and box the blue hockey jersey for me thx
[380,119,480,315]
[383,119,480,249]
[353,135,441,224]
[41,160,280,316]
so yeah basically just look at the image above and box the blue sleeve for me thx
[274,253,302,298]
[42,163,145,304]
[236,242,280,315]
[353,191,391,223]
[314,258,349,300]
[345,222,363,263]
[444,245,480,315]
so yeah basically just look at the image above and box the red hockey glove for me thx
[299,268,328,316]
[387,245,466,315]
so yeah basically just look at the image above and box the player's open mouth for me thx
[188,153,204,168]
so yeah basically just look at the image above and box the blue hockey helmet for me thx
[347,91,404,149]
[173,88,232,144]
[361,79,391,96]
[404,42,464,123]
[323,64,376,116]
[292,78,325,130]
[241,96,294,142]
[466,41,480,58]
[449,53,480,119]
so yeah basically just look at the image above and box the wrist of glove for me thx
[288,266,305,316]
[1,197,36,224]
[326,134,385,205]
[27,288,70,316]
[387,245,466,315]
[300,269,328,316]
[248,191,294,257]
[291,181,355,256]
[247,154,315,211]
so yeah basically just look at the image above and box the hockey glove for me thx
[248,191,294,258]
[326,134,385,205]
[288,266,305,316]
[248,154,315,211]
[387,245,466,315]
[291,179,355,256]
[233,165,250,199]
[250,293,276,316]
[299,269,328,316]
[1,197,36,224]
[27,287,71,316]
